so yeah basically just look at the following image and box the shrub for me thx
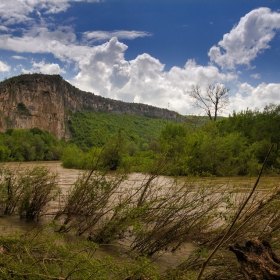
[0,165,59,220]
[18,166,60,220]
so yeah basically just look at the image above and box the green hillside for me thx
[4,104,280,177]
[67,111,181,150]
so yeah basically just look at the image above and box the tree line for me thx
[1,103,280,176]
[61,103,280,176]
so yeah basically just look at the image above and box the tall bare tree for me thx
[188,84,230,121]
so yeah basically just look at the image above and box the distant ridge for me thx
[0,74,183,139]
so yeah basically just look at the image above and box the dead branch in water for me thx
[229,239,280,280]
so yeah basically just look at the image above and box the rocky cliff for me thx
[0,74,182,139]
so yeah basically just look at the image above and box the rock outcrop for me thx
[0,74,183,139]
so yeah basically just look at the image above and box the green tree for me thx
[61,144,85,169]
[99,129,126,170]
[32,134,45,160]
[159,123,189,175]
[0,146,11,162]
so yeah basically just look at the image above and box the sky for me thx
[0,0,280,116]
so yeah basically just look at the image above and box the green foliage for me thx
[3,102,280,176]
[98,129,127,171]
[0,229,159,280]
[0,128,64,162]
[217,103,280,171]
[67,111,170,149]
[122,150,155,173]
[0,166,59,220]
[60,104,280,176]
[61,144,86,169]
[18,166,60,220]
[185,122,258,176]
[158,123,189,176]
[61,129,147,172]
[156,121,258,176]
[0,167,18,215]
[0,145,11,161]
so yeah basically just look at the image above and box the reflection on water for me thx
[0,215,40,235]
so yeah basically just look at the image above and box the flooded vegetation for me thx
[1,161,280,279]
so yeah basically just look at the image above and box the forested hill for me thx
[0,74,183,139]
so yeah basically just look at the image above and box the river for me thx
[0,161,198,272]
[1,161,279,272]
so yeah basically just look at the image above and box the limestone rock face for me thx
[0,74,182,139]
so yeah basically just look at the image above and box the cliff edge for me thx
[0,74,182,139]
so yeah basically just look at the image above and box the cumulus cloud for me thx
[72,37,129,96]
[0,1,237,115]
[0,61,10,72]
[0,2,279,116]
[230,82,280,112]
[84,30,152,42]
[0,26,9,32]
[71,38,237,114]
[21,60,65,74]
[209,7,280,69]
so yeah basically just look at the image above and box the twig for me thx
[197,143,274,280]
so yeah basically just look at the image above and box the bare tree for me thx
[188,84,230,121]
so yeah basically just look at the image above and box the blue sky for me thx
[0,0,280,116]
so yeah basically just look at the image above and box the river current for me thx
[0,161,198,272]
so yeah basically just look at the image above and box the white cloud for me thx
[0,26,9,32]
[12,55,27,60]
[84,30,152,42]
[209,7,280,69]
[27,25,77,44]
[0,0,100,25]
[70,38,237,115]
[230,82,280,112]
[0,30,91,64]
[0,3,278,116]
[250,73,261,79]
[0,60,10,72]
[72,37,129,96]
[22,60,65,74]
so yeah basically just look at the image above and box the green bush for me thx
[0,165,59,220]
[61,144,86,169]
[18,166,60,220]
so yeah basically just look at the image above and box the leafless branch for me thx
[188,84,230,121]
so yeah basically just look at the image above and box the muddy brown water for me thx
[1,161,279,272]
[0,161,198,272]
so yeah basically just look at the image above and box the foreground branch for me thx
[196,143,274,280]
